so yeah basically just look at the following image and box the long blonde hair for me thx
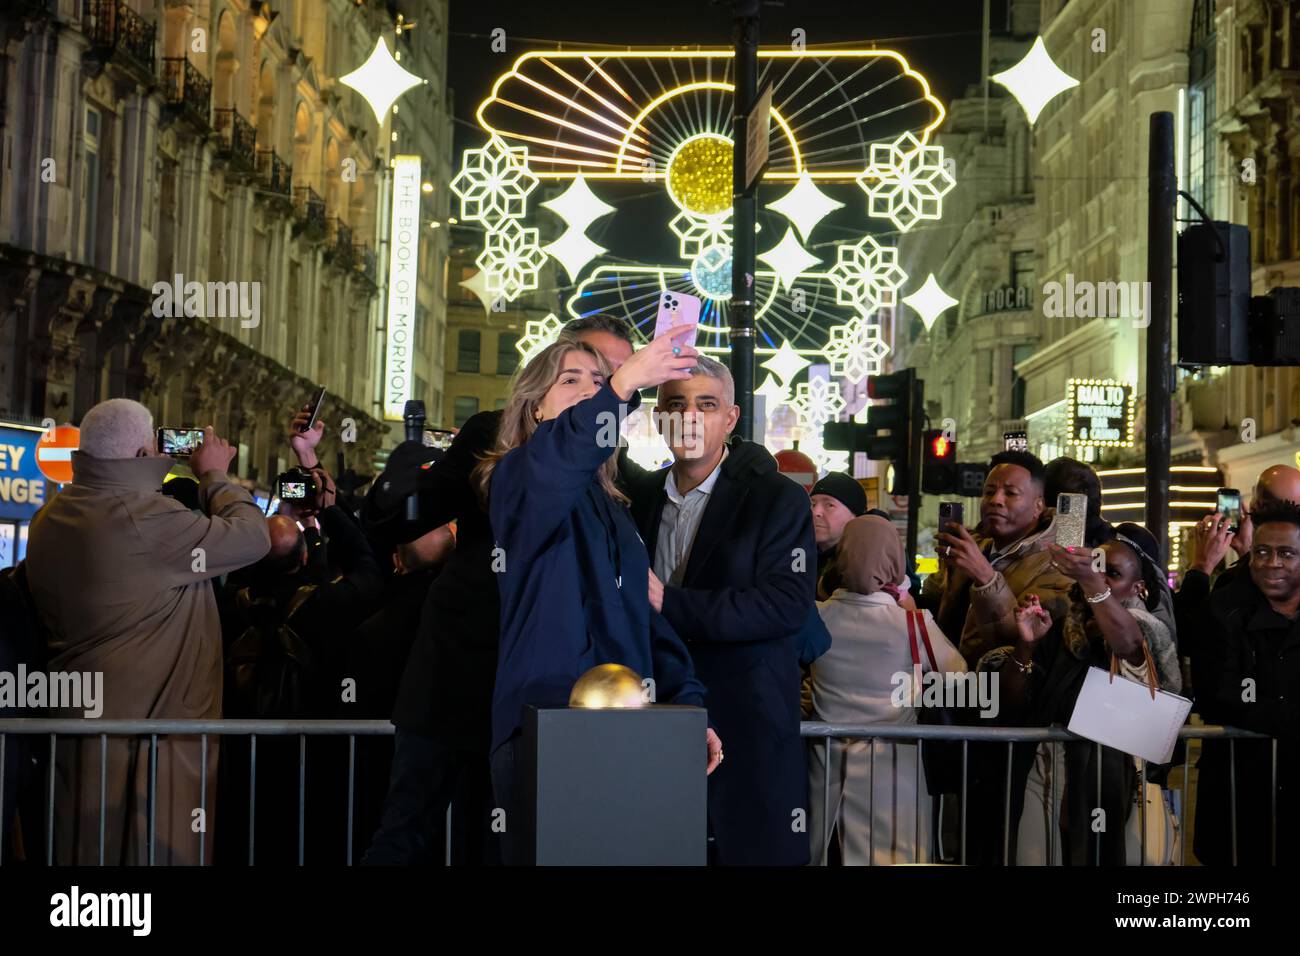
[474,337,628,507]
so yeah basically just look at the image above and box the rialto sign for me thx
[1066,378,1134,448]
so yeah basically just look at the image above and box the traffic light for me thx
[821,369,918,495]
[1176,221,1251,364]
[921,429,957,493]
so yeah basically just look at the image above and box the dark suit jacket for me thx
[629,435,817,865]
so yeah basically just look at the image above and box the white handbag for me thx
[1125,760,1182,866]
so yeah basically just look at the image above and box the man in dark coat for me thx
[1189,497,1300,866]
[629,355,820,865]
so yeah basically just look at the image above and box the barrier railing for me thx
[0,719,1275,866]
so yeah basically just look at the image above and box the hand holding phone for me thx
[157,427,205,457]
[1216,487,1241,534]
[1054,493,1088,550]
[653,291,702,352]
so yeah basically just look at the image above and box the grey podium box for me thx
[522,705,708,865]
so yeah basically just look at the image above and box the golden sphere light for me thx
[568,664,648,709]
[666,134,734,218]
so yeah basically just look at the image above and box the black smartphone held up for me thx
[423,428,455,451]
[1217,487,1242,533]
[157,427,205,457]
[938,501,964,535]
[302,386,327,432]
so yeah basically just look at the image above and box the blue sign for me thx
[0,424,55,521]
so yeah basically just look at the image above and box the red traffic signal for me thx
[929,433,954,460]
[922,429,958,494]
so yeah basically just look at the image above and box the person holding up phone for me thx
[474,334,720,864]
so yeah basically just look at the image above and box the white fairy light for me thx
[339,37,424,125]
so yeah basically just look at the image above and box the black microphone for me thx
[402,399,426,522]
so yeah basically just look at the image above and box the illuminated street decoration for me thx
[823,317,888,384]
[666,134,734,217]
[791,377,846,429]
[517,312,566,365]
[828,235,907,312]
[857,131,955,232]
[670,210,733,259]
[459,268,497,315]
[544,229,607,281]
[754,374,791,411]
[768,170,844,243]
[457,48,953,475]
[450,136,538,232]
[539,175,616,280]
[477,219,548,302]
[991,36,1078,126]
[339,37,424,125]
[383,155,421,420]
[903,273,959,331]
[690,245,733,301]
[759,227,822,293]
[761,340,812,385]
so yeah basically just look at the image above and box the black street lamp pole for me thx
[1146,112,1175,565]
[729,0,760,440]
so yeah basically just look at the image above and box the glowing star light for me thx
[858,131,955,233]
[540,174,616,235]
[991,36,1079,126]
[828,236,907,312]
[339,37,424,125]
[769,171,844,243]
[759,228,821,293]
[903,273,959,331]
[516,312,566,365]
[476,219,547,302]
[450,137,539,232]
[761,340,812,386]
[791,377,847,429]
[544,229,607,281]
[459,268,498,315]
[823,317,890,384]
[754,374,791,412]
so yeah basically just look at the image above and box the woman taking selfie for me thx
[995,523,1180,865]
[475,332,722,862]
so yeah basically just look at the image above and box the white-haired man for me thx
[26,398,270,865]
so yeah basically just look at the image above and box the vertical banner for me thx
[384,154,422,420]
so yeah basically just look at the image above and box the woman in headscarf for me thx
[808,515,967,864]
[990,522,1181,865]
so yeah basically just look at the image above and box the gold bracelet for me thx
[1007,654,1035,675]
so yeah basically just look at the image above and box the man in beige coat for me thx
[924,451,1073,667]
[26,399,270,865]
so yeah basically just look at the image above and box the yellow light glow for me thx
[474,49,946,181]
[666,134,733,217]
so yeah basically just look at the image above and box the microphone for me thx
[402,399,426,522]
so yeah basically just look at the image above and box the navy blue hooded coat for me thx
[488,382,706,753]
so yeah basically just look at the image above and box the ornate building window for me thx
[1188,0,1216,217]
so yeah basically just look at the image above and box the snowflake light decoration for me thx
[516,312,566,365]
[669,209,733,259]
[823,317,890,384]
[805,444,851,476]
[790,377,847,429]
[828,235,908,312]
[476,219,547,302]
[450,136,539,232]
[857,131,955,233]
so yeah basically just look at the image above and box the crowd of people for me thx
[1,312,1297,867]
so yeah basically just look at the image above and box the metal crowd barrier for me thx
[0,719,1276,866]
[803,722,1275,866]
